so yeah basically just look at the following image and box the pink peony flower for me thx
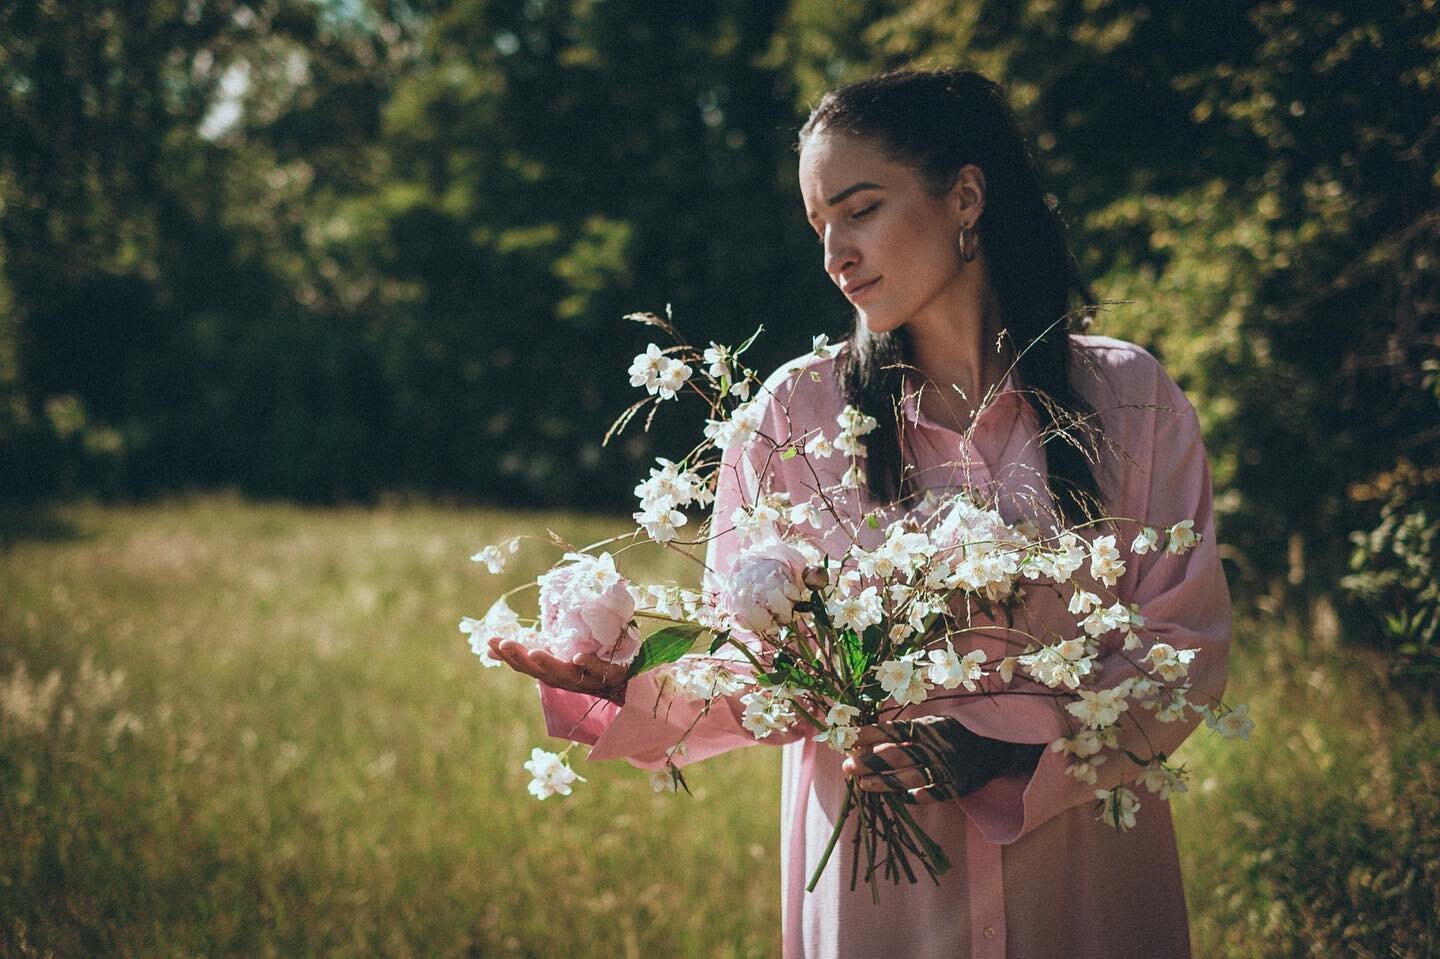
[536,552,642,665]
[718,539,809,635]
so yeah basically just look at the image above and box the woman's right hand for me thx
[487,637,629,704]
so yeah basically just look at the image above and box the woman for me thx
[491,69,1231,958]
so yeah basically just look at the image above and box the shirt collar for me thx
[900,370,1024,436]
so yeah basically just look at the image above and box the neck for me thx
[902,279,1010,429]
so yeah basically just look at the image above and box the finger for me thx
[527,649,592,690]
[493,639,543,678]
[899,782,959,805]
[496,642,585,691]
[856,766,929,793]
[572,653,629,688]
[869,741,932,771]
[853,723,898,750]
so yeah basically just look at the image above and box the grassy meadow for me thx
[1,499,1436,957]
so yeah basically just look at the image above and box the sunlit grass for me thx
[1,498,1435,957]
[0,497,780,957]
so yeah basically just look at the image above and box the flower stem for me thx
[807,782,856,892]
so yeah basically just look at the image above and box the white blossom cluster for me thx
[632,457,713,544]
[628,343,693,400]
[472,320,1249,850]
[524,747,585,799]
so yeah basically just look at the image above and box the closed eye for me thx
[853,203,879,220]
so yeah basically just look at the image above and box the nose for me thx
[823,229,859,283]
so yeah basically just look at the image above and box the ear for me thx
[947,164,987,226]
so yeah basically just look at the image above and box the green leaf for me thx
[865,513,879,529]
[781,446,798,460]
[733,323,765,358]
[628,624,707,677]
[810,591,832,629]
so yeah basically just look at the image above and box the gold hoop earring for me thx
[957,225,978,263]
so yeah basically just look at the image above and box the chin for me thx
[859,309,905,336]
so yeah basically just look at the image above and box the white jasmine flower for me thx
[1144,642,1198,683]
[837,405,878,436]
[804,430,835,459]
[1048,532,1087,582]
[634,505,687,543]
[875,654,930,706]
[729,378,751,400]
[815,703,862,752]
[1089,534,1126,587]
[815,724,860,752]
[634,457,704,513]
[828,586,883,634]
[1081,602,1129,638]
[1166,520,1200,554]
[1120,604,1147,649]
[811,333,843,359]
[1095,786,1140,831]
[1132,527,1161,556]
[1137,763,1187,800]
[1051,727,1112,759]
[678,661,749,699]
[1068,588,1101,616]
[628,343,666,393]
[840,463,865,489]
[460,597,526,666]
[654,356,693,400]
[1065,686,1130,729]
[1208,702,1254,740]
[834,430,867,458]
[1019,641,1096,690]
[1066,753,1107,784]
[524,747,585,800]
[788,500,822,529]
[703,398,764,452]
[470,540,518,574]
[650,769,679,793]
[1144,684,1193,723]
[927,645,988,691]
[740,689,797,739]
[997,656,1018,684]
[703,342,732,381]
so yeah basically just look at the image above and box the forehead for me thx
[798,131,901,203]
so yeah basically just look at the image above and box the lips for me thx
[843,277,880,300]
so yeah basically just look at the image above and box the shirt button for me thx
[983,927,996,939]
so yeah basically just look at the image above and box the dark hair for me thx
[798,69,1104,524]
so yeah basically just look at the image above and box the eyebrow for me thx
[807,181,883,220]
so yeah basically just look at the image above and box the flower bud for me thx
[802,565,829,590]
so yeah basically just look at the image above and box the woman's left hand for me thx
[841,716,1036,804]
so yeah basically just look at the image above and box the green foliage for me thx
[2,0,1437,635]
[775,0,1440,622]
[1175,638,1440,958]
[1344,476,1440,679]
[628,622,707,677]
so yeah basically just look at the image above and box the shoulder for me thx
[750,346,846,424]
[1068,333,1190,415]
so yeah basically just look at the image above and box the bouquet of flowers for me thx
[462,309,1253,898]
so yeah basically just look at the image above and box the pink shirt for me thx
[540,334,1231,958]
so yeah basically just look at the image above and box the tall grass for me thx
[1,499,1435,957]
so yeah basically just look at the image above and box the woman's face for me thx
[798,130,973,336]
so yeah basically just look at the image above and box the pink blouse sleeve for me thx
[537,387,805,770]
[954,367,1233,844]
